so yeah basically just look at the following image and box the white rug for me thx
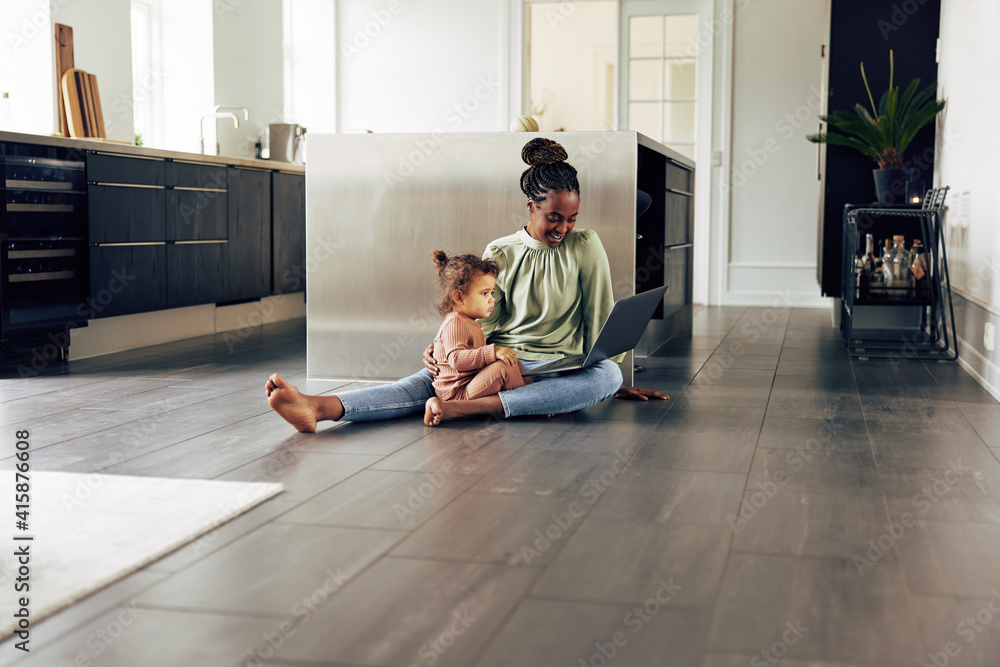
[0,471,282,638]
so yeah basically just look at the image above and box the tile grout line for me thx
[425,317,754,663]
[924,361,1000,469]
[284,418,565,666]
[689,306,784,667]
[459,379,718,665]
[853,356,931,661]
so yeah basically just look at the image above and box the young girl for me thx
[424,250,532,426]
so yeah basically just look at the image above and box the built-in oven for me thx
[1,146,89,357]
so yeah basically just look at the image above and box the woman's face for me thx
[526,190,579,248]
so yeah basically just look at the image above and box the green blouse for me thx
[479,228,620,362]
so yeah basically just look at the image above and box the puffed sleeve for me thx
[576,230,623,363]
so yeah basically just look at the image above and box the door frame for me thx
[618,0,714,305]
[512,0,717,304]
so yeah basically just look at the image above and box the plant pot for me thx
[873,168,917,206]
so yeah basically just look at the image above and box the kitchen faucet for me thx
[214,105,249,121]
[200,111,240,155]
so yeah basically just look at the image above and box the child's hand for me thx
[495,346,519,366]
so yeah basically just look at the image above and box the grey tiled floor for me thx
[3,307,1000,666]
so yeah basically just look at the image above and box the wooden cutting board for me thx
[87,73,106,138]
[61,68,106,139]
[61,68,86,138]
[55,23,74,137]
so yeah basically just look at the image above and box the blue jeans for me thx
[339,359,623,421]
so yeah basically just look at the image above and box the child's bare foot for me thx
[424,396,503,426]
[266,373,343,433]
[424,397,444,426]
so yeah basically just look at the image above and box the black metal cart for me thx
[840,187,957,360]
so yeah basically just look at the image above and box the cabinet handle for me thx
[92,242,167,247]
[90,182,165,190]
[636,234,643,241]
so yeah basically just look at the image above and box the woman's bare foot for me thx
[424,397,444,426]
[266,373,344,433]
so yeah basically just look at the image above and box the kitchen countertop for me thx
[0,130,305,174]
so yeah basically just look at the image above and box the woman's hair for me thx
[519,137,580,203]
[430,250,500,315]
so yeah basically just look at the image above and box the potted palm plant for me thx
[807,50,945,205]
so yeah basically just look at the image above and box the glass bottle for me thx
[855,256,869,299]
[909,239,928,300]
[881,239,894,293]
[869,256,884,296]
[891,235,912,299]
[865,234,876,265]
[862,234,875,284]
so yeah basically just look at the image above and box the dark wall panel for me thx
[817,0,941,297]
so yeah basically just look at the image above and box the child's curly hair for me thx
[430,250,500,316]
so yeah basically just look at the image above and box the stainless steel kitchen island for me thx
[306,131,694,385]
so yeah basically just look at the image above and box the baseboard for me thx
[722,292,832,308]
[956,335,1000,402]
[68,293,305,360]
[950,290,1000,402]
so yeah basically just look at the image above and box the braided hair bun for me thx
[521,138,568,166]
[519,138,579,203]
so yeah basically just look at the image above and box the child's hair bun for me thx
[430,249,449,271]
[521,137,568,167]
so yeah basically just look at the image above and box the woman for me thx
[267,137,667,432]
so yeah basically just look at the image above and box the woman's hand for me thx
[422,343,439,376]
[615,385,669,401]
[495,346,519,366]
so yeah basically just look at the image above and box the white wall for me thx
[936,0,999,307]
[714,0,828,307]
[53,0,135,142]
[284,0,337,136]
[935,0,1000,396]
[213,0,284,157]
[336,0,508,133]
[0,2,57,135]
[0,0,133,141]
[159,0,215,154]
[527,1,616,132]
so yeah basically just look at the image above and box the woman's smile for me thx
[526,190,579,248]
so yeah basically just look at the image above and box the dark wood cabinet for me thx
[636,144,694,322]
[271,172,305,295]
[87,152,167,318]
[164,162,228,307]
[87,153,164,185]
[164,161,226,189]
[166,242,227,309]
[663,190,692,247]
[165,189,227,241]
[664,245,693,319]
[89,244,166,318]
[224,167,271,302]
[88,185,166,243]
[83,148,298,317]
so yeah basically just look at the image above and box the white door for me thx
[618,0,702,160]
[619,0,711,303]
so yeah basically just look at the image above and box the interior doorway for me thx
[525,1,618,131]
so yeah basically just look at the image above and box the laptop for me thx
[523,286,669,376]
